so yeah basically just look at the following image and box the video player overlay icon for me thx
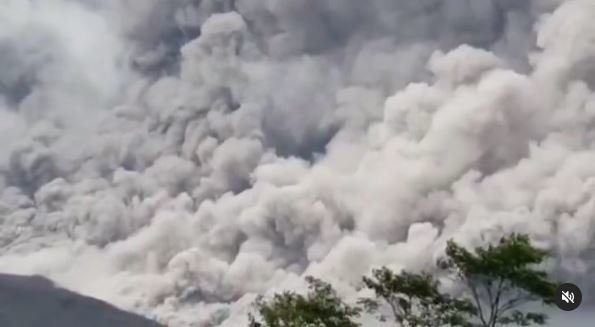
[555,283,582,311]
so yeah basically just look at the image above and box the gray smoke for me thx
[1,0,594,326]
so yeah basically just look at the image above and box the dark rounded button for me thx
[555,283,582,311]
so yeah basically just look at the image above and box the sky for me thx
[0,0,594,326]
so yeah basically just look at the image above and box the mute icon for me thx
[556,283,581,311]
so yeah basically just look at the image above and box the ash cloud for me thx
[0,0,594,326]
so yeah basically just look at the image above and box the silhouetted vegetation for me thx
[249,234,559,327]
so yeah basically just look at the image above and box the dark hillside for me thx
[0,274,163,327]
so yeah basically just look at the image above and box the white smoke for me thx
[1,0,594,326]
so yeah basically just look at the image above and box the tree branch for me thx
[490,278,505,327]
[467,279,488,327]
[485,279,495,326]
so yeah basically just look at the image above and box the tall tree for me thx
[438,234,558,327]
[359,267,474,327]
[248,276,361,327]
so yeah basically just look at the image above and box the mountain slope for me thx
[0,274,163,327]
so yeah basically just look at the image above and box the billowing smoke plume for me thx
[1,0,594,326]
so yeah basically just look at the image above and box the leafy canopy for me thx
[359,267,474,327]
[249,276,361,327]
[247,234,559,327]
[438,234,558,327]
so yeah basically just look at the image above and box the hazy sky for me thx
[1,0,594,326]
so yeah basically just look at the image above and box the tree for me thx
[248,276,361,327]
[438,234,558,327]
[359,267,474,327]
[247,234,558,327]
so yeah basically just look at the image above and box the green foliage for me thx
[248,276,361,327]
[359,267,474,327]
[438,234,558,327]
[247,234,558,327]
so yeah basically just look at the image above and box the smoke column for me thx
[0,0,594,325]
